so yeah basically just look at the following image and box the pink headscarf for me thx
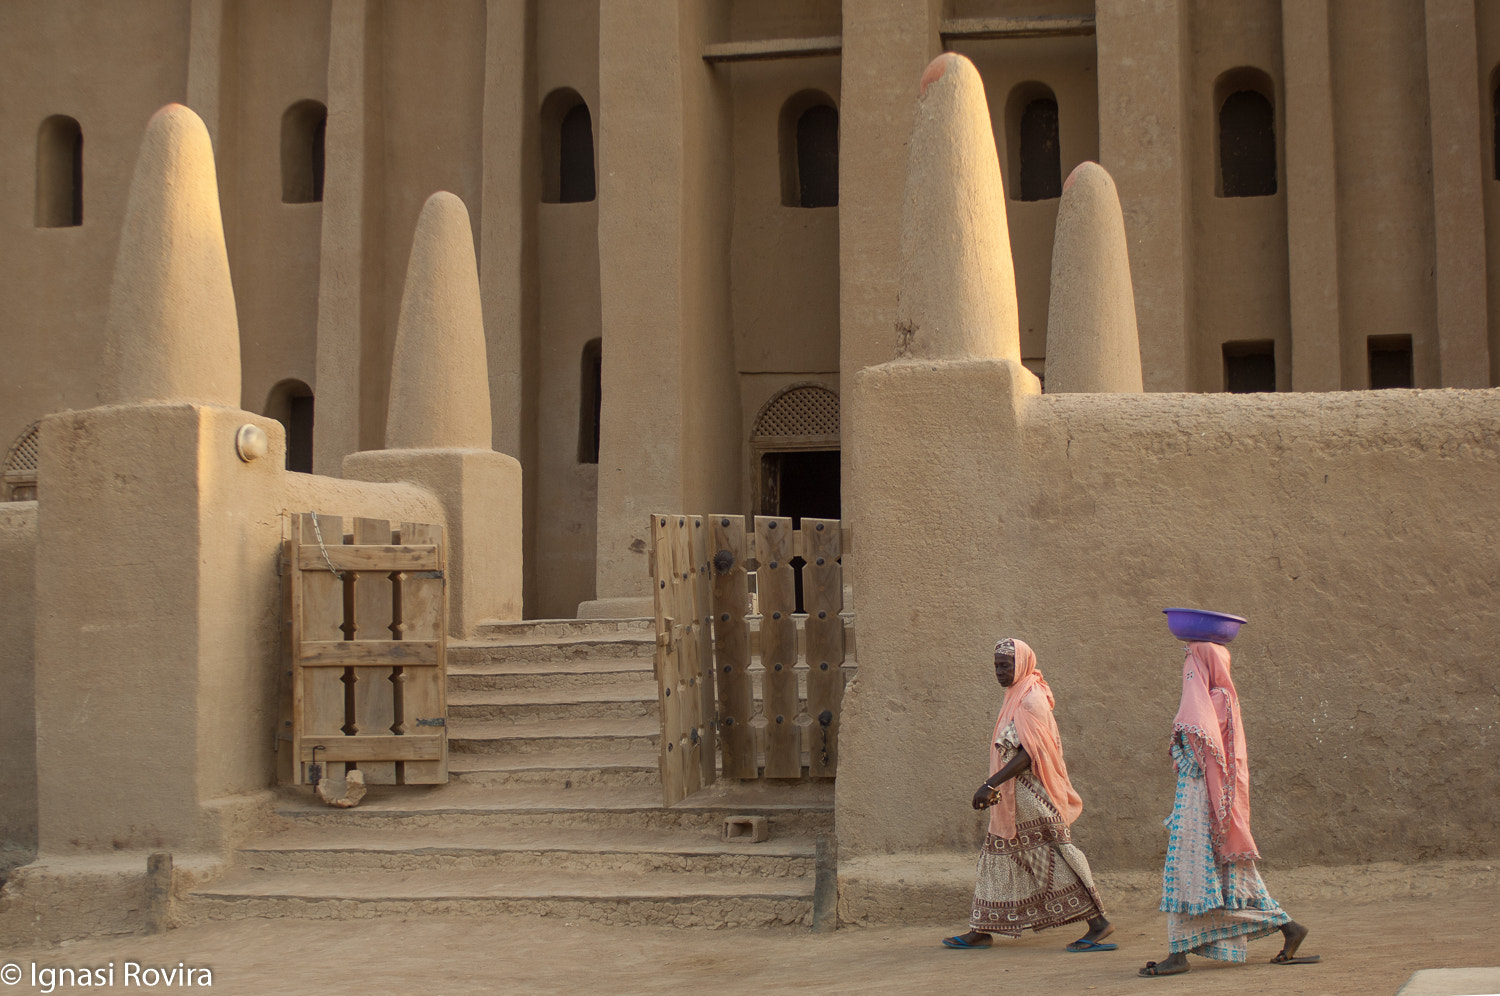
[988,639,1084,839]
[1172,641,1259,862]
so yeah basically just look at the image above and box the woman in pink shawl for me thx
[942,638,1114,951]
[1139,641,1318,977]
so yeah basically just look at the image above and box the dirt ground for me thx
[2,884,1495,996]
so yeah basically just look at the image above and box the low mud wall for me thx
[841,359,1500,897]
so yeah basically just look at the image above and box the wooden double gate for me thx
[649,513,852,806]
[281,513,449,786]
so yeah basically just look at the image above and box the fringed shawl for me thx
[1172,641,1259,863]
[988,639,1084,839]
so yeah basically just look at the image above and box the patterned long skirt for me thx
[968,771,1107,936]
[1161,750,1290,961]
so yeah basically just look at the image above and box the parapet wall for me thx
[840,359,1500,907]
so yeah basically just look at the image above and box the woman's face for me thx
[994,651,1017,687]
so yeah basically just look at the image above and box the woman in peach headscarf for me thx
[942,638,1114,951]
[1139,641,1318,977]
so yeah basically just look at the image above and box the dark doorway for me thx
[760,449,840,612]
[1368,334,1414,389]
[1223,339,1276,393]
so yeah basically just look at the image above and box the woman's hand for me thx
[972,783,999,810]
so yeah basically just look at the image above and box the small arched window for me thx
[36,115,84,227]
[779,91,839,208]
[281,100,327,203]
[264,379,315,473]
[1215,69,1277,197]
[1493,74,1500,180]
[578,338,602,464]
[1005,84,1062,201]
[542,89,596,204]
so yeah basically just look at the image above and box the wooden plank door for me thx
[286,513,448,785]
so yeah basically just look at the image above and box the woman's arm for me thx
[971,745,1032,810]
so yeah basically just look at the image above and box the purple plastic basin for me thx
[1163,608,1247,645]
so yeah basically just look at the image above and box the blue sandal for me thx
[942,935,993,949]
[1066,937,1119,952]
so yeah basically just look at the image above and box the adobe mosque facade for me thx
[3,0,1497,619]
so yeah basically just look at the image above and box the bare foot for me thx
[1270,921,1320,964]
[1279,921,1308,957]
[941,931,993,948]
[1139,951,1189,976]
[1080,916,1113,944]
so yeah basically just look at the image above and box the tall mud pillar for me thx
[312,0,386,474]
[1424,0,1489,387]
[588,0,736,618]
[1096,0,1192,392]
[1282,0,1343,392]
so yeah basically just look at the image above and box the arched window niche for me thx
[264,379,315,473]
[1215,68,1278,198]
[281,100,327,204]
[577,338,602,464]
[36,115,84,227]
[1004,83,1062,202]
[778,91,839,208]
[541,88,596,204]
[1491,66,1500,181]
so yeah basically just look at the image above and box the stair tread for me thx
[277,783,831,815]
[194,866,813,901]
[447,683,656,708]
[450,632,653,651]
[447,657,653,675]
[240,824,815,856]
[448,716,659,739]
[446,750,656,773]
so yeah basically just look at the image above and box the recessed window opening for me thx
[1493,75,1500,181]
[779,91,839,208]
[1018,98,1061,201]
[578,338,602,463]
[36,115,84,227]
[1215,69,1277,197]
[796,105,839,207]
[1223,340,1276,393]
[542,89,596,204]
[1368,335,1414,389]
[281,100,327,203]
[264,379,315,472]
[1004,83,1061,202]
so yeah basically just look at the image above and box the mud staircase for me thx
[182,619,834,927]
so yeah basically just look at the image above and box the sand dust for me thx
[3,881,1496,995]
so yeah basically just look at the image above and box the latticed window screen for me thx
[3,421,40,501]
[753,386,840,438]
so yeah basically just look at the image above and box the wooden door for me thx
[284,513,448,785]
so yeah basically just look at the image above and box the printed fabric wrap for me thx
[1170,641,1259,863]
[988,638,1083,839]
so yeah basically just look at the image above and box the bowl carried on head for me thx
[1163,607,1247,645]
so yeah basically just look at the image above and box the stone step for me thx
[446,656,653,693]
[234,825,815,877]
[181,866,812,928]
[448,633,655,664]
[448,716,659,756]
[446,683,658,724]
[470,617,654,642]
[274,785,834,836]
[447,749,659,789]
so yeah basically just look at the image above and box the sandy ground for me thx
[2,883,1496,996]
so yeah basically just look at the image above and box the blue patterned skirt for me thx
[1160,744,1289,961]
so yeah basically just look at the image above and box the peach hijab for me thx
[988,638,1084,839]
[1172,641,1259,863]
